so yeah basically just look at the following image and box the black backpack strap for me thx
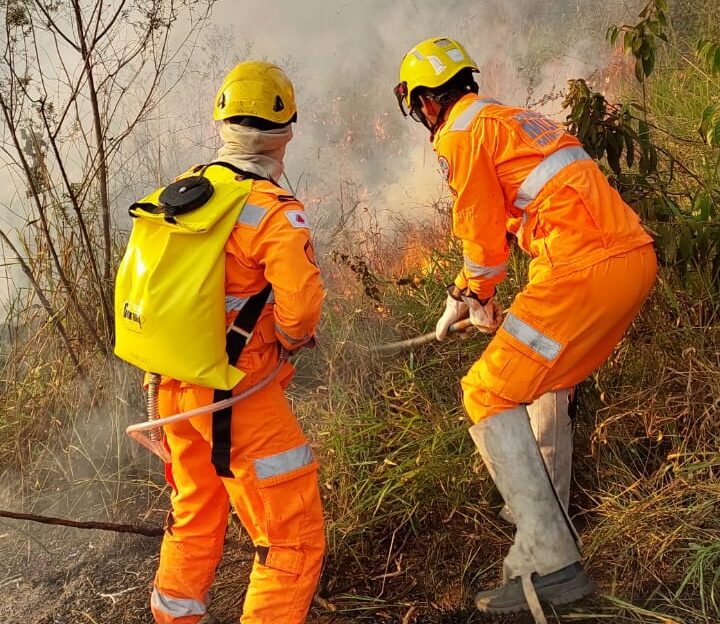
[211,282,273,478]
[225,282,273,366]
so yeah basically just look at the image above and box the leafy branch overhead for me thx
[696,39,720,147]
[565,0,720,293]
[606,0,669,82]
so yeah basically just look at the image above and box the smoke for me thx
[120,0,643,241]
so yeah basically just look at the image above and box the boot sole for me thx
[475,572,595,614]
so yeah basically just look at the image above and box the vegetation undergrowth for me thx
[295,3,720,622]
[0,1,718,623]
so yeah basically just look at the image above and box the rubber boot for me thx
[470,407,593,624]
[498,389,573,524]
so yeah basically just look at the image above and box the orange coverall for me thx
[150,176,325,624]
[433,93,657,422]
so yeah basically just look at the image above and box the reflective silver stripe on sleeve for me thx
[225,290,275,313]
[502,312,562,361]
[514,146,591,209]
[449,98,501,132]
[151,588,206,618]
[237,203,268,228]
[275,323,308,347]
[254,444,314,480]
[464,257,507,279]
[516,210,530,242]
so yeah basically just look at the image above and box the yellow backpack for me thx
[114,164,253,390]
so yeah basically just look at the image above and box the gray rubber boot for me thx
[470,407,593,623]
[498,389,573,523]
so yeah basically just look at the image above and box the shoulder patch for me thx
[285,210,310,229]
[237,203,269,228]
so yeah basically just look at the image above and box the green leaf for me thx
[624,132,635,168]
[678,224,694,262]
[633,34,644,54]
[647,19,660,36]
[693,191,711,220]
[656,0,668,13]
[606,25,619,46]
[642,53,655,76]
[648,144,658,173]
[699,105,720,146]
[635,57,645,82]
[624,31,635,56]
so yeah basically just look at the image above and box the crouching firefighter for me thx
[394,37,657,622]
[114,61,326,624]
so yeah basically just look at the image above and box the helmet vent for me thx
[218,92,226,109]
[273,95,285,112]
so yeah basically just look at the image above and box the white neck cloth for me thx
[215,123,292,182]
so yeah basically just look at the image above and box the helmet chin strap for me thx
[413,97,449,141]
[428,104,448,141]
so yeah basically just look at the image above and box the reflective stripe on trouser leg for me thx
[152,386,230,624]
[463,246,657,423]
[151,588,206,624]
[203,380,325,624]
[237,445,325,624]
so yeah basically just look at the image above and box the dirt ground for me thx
[0,426,601,624]
[0,506,602,624]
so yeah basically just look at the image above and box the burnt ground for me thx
[0,500,606,624]
[0,402,629,624]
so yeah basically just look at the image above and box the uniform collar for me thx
[432,93,488,149]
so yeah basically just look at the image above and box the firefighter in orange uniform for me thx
[394,38,656,618]
[150,62,325,624]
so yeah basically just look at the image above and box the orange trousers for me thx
[150,363,325,624]
[462,244,657,422]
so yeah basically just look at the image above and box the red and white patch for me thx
[285,210,310,229]
[438,156,450,182]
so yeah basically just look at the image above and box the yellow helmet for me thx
[394,37,478,117]
[213,61,297,125]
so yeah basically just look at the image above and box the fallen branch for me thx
[0,509,163,537]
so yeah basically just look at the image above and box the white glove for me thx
[435,295,469,341]
[464,296,503,333]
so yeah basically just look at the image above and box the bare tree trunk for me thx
[0,92,109,356]
[71,0,112,286]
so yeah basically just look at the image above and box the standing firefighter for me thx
[394,37,657,618]
[115,62,325,624]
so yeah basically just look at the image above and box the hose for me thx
[146,372,161,442]
[126,356,287,460]
[370,318,474,355]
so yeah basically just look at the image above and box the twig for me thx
[0,509,163,537]
[98,585,141,604]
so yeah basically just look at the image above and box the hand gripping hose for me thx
[370,318,474,355]
[126,356,287,461]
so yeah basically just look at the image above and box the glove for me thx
[463,296,503,333]
[435,294,469,341]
